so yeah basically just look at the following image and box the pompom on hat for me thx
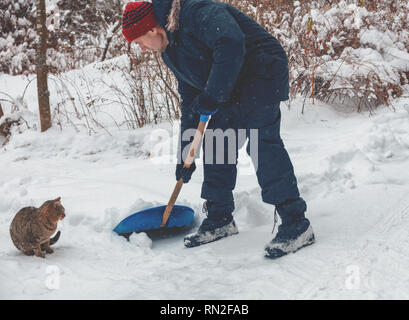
[122,2,158,42]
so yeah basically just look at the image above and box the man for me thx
[122,0,315,259]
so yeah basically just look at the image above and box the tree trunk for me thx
[36,0,52,132]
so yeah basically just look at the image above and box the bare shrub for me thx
[49,48,181,132]
[98,50,181,129]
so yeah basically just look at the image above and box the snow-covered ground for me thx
[1,64,409,299]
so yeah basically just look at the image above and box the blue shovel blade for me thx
[113,205,195,234]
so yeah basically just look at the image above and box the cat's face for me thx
[49,197,66,221]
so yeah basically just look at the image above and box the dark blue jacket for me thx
[152,0,289,158]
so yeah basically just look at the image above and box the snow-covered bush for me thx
[49,0,127,71]
[226,0,409,111]
[0,0,128,75]
[0,0,37,74]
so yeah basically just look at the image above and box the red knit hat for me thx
[122,2,158,42]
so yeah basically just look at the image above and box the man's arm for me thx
[183,1,246,113]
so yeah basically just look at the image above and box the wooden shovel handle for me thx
[161,120,207,227]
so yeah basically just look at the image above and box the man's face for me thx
[133,27,168,52]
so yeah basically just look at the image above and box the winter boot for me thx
[265,198,315,259]
[184,200,238,248]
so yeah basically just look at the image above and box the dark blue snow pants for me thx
[200,76,305,221]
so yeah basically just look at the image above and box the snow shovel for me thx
[113,119,208,238]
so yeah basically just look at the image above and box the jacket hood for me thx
[152,0,183,32]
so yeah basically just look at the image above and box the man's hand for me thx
[190,92,220,120]
[176,162,196,183]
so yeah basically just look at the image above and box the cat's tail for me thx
[40,231,61,251]
[50,231,61,245]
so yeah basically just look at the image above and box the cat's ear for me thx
[54,197,61,203]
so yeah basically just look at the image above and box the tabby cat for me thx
[10,197,65,258]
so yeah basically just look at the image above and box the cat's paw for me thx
[35,252,46,258]
[23,250,34,256]
[45,248,54,254]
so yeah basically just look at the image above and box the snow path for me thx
[1,98,409,299]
